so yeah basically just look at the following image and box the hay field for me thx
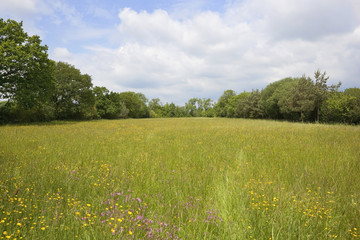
[0,118,359,239]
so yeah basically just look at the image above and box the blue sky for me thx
[1,0,360,104]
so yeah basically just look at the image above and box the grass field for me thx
[0,118,359,239]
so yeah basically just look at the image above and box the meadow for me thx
[0,118,359,239]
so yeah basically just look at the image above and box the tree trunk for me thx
[317,104,320,122]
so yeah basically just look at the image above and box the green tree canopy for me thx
[94,86,128,119]
[289,76,316,122]
[0,19,55,105]
[260,77,296,119]
[0,19,55,122]
[215,90,236,117]
[148,98,163,118]
[53,62,96,120]
[118,91,149,118]
[313,70,341,122]
[238,90,263,119]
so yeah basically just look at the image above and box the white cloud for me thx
[3,0,360,104]
[227,0,358,41]
[0,0,39,17]
[53,47,73,61]
[0,0,50,36]
[65,2,360,104]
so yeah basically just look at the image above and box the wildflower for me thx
[41,227,45,231]
[17,223,22,226]
[129,230,133,235]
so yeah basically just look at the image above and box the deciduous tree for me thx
[0,18,55,121]
[313,70,341,122]
[290,76,316,122]
[94,86,128,119]
[53,62,96,119]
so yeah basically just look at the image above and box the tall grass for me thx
[0,118,359,239]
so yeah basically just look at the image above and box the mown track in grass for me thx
[0,118,359,239]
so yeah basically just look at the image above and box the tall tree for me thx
[290,76,316,122]
[118,91,149,118]
[242,90,264,119]
[162,102,176,117]
[93,86,128,119]
[198,98,214,117]
[344,88,360,124]
[0,19,55,121]
[148,98,163,118]
[313,70,341,122]
[234,92,251,118]
[53,62,96,119]
[260,78,296,119]
[214,90,236,117]
[185,98,199,117]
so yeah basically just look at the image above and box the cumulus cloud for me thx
[0,0,50,36]
[77,3,359,104]
[0,0,40,18]
[53,47,73,61]
[260,0,356,41]
[226,0,358,39]
[3,0,360,104]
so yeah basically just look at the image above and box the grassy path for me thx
[0,118,359,239]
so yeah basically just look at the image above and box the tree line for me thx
[214,75,360,124]
[1,19,359,124]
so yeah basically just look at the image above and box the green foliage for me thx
[0,18,55,122]
[185,98,214,117]
[161,102,186,117]
[0,101,55,123]
[118,91,149,118]
[148,98,163,118]
[344,88,360,124]
[199,98,215,117]
[215,90,236,117]
[0,19,356,126]
[185,98,198,117]
[289,76,316,122]
[321,92,353,123]
[313,70,341,122]
[257,73,344,123]
[232,92,250,118]
[53,62,97,120]
[238,90,264,119]
[321,88,360,124]
[94,86,128,119]
[260,78,296,119]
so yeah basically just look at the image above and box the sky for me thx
[1,0,360,104]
